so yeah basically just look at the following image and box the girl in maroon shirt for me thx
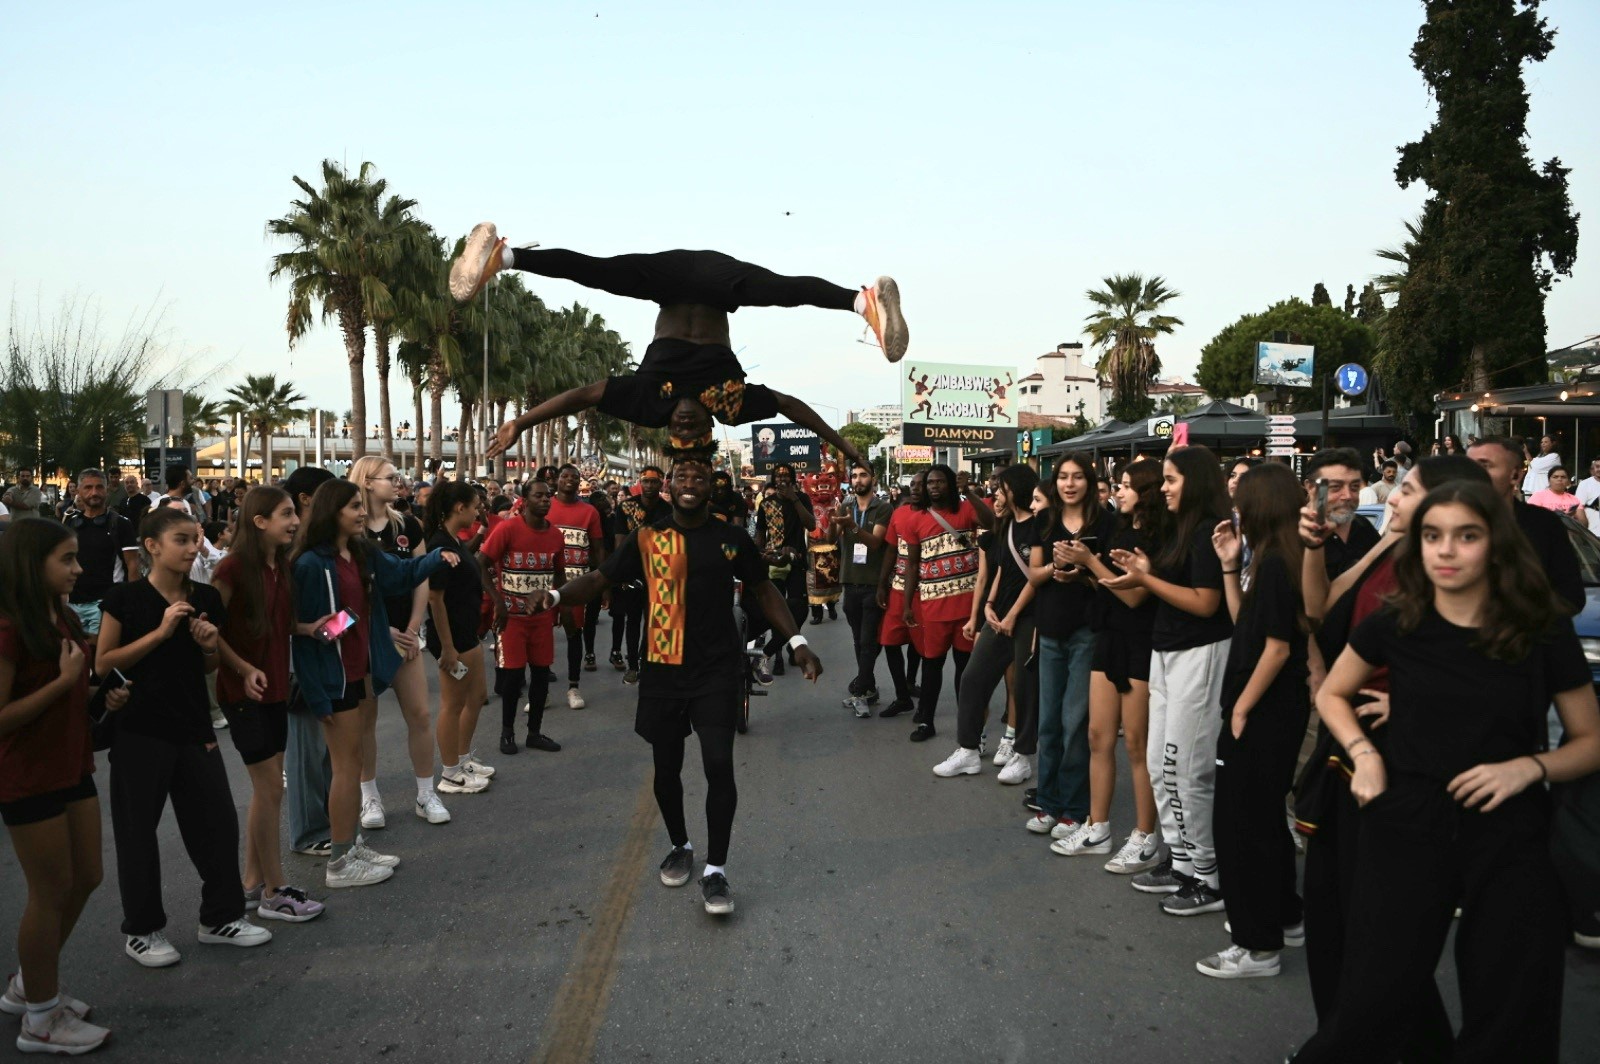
[0,518,125,1052]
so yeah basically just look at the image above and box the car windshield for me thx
[1562,517,1600,587]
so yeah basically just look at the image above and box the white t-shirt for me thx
[1523,451,1561,494]
[1576,476,1600,535]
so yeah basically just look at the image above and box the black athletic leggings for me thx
[882,643,920,702]
[511,248,856,314]
[763,566,809,658]
[611,587,645,669]
[652,725,738,867]
[914,648,969,728]
[496,667,551,737]
[582,602,598,657]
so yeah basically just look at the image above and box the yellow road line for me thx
[532,780,658,1064]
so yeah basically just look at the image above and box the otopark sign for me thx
[901,360,1019,451]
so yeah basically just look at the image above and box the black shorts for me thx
[635,679,741,745]
[1093,629,1153,694]
[426,617,482,657]
[0,774,98,827]
[329,678,368,714]
[220,700,289,765]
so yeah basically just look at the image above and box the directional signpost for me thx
[1266,413,1297,457]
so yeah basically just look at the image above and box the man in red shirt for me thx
[480,480,566,754]
[547,464,606,709]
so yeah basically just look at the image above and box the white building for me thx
[1016,343,1104,424]
[847,404,902,434]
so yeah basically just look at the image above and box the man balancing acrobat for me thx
[526,454,822,916]
[455,224,907,463]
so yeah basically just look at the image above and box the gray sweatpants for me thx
[1148,640,1230,885]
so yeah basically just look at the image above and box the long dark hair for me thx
[228,486,293,640]
[1041,451,1098,533]
[926,464,959,513]
[1388,481,1567,661]
[292,479,372,601]
[1156,445,1230,571]
[992,463,1040,536]
[0,518,83,661]
[424,480,479,540]
[1234,463,1307,633]
[1122,459,1170,540]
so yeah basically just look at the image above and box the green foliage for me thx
[1195,298,1378,413]
[1157,392,1201,417]
[839,421,885,457]
[1379,0,1579,420]
[1311,283,1332,307]
[1083,273,1182,424]
[222,374,308,473]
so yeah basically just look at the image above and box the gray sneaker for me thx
[659,846,694,887]
[848,696,871,719]
[1161,877,1226,916]
[1130,855,1183,894]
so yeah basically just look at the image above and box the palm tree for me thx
[395,229,468,475]
[175,391,228,450]
[1374,216,1424,298]
[366,198,429,459]
[222,374,307,478]
[266,159,403,461]
[1156,391,1201,418]
[1083,274,1183,423]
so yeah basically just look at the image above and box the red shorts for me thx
[878,589,913,646]
[494,614,555,671]
[911,616,974,658]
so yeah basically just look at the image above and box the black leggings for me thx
[882,643,918,702]
[582,602,598,656]
[652,725,738,867]
[914,648,970,728]
[496,666,551,737]
[611,587,645,669]
[511,248,857,314]
[762,566,809,657]
[564,624,583,685]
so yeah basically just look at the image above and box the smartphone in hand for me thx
[1315,478,1330,525]
[315,610,360,643]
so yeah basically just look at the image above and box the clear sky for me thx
[3,1,1596,436]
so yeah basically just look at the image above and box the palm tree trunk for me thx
[427,349,446,471]
[458,399,474,477]
[374,321,394,458]
[515,403,526,480]
[338,304,369,460]
[256,419,273,482]
[493,399,509,483]
[412,387,425,480]
[557,418,568,465]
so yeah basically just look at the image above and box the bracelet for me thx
[202,647,218,657]
[1345,737,1373,756]
[1529,755,1548,783]
[548,588,562,608]
[1352,749,1379,760]
[1305,540,1324,551]
[1222,569,1240,575]
[787,634,809,652]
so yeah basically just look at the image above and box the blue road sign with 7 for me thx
[1335,363,1369,397]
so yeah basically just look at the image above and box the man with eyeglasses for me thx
[1301,448,1380,581]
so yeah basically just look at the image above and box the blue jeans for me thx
[285,698,332,851]
[1036,629,1095,821]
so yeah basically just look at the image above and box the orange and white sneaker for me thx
[449,222,507,302]
[859,276,908,363]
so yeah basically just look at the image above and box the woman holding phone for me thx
[1,519,125,1053]
[424,482,492,795]
[291,481,455,889]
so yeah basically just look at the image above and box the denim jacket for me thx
[291,543,449,718]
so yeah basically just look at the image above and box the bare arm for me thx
[488,381,606,458]
[1230,638,1291,724]
[772,391,864,466]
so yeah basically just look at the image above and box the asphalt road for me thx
[2,610,1597,1063]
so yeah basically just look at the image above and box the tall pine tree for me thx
[1378,0,1578,421]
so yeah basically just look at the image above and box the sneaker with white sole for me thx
[1025,813,1059,835]
[197,919,272,948]
[848,696,871,719]
[1130,855,1183,894]
[1196,944,1280,979]
[1105,830,1163,875]
[1224,918,1305,948]
[1161,877,1226,916]
[359,795,386,830]
[2,975,88,1019]
[992,736,1014,767]
[291,839,332,857]
[567,687,586,710]
[243,883,262,912]
[324,854,393,889]
[996,751,1032,785]
[255,886,324,923]
[449,221,507,302]
[1049,818,1083,841]
[859,277,909,363]
[124,931,180,968]
[1051,821,1113,856]
[350,838,399,868]
[461,751,496,778]
[16,1004,109,1055]
[438,770,489,794]
[932,746,982,777]
[416,792,451,824]
[700,872,735,915]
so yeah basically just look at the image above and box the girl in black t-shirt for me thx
[424,482,491,797]
[1052,458,1164,873]
[1198,461,1309,979]
[1101,445,1232,910]
[1296,482,1600,1062]
[98,506,271,966]
[353,456,450,828]
[933,464,1043,785]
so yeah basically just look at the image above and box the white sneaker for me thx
[350,838,399,868]
[1,974,88,1020]
[1224,918,1305,948]
[932,747,982,778]
[567,687,586,710]
[197,919,272,948]
[996,751,1032,785]
[1051,821,1113,856]
[1025,813,1059,834]
[1196,944,1281,980]
[1105,830,1163,875]
[438,770,489,794]
[992,736,1014,767]
[848,696,871,718]
[359,795,386,830]
[1049,818,1083,840]
[325,854,393,889]
[124,930,180,968]
[461,751,496,778]
[16,1005,110,1055]
[416,792,451,824]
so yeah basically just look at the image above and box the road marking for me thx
[532,780,658,1064]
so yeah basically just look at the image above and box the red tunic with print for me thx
[909,499,981,624]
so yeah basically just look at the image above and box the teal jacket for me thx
[291,543,449,718]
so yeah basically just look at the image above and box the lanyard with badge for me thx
[849,498,871,566]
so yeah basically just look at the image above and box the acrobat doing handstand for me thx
[451,223,908,463]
